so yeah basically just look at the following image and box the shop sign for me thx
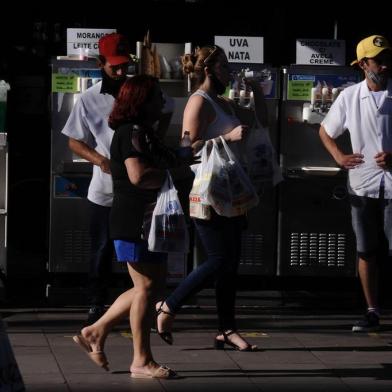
[215,36,264,63]
[296,38,345,65]
[67,28,116,57]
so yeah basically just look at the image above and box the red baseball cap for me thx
[98,33,130,66]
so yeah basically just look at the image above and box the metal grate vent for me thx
[63,230,90,264]
[240,233,264,266]
[289,232,346,267]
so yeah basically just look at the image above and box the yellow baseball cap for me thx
[351,35,391,65]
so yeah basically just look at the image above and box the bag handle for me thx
[159,170,175,194]
[219,136,237,162]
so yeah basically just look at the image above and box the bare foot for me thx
[130,361,177,379]
[81,325,106,352]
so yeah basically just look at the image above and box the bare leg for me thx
[358,256,379,309]
[128,262,166,372]
[81,288,134,352]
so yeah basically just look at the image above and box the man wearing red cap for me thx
[62,33,131,324]
[319,35,392,332]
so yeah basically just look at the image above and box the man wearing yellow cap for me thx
[319,35,392,332]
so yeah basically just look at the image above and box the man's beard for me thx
[100,70,125,97]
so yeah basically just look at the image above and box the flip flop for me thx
[72,335,109,371]
[130,365,177,379]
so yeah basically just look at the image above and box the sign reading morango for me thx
[76,32,107,39]
[215,36,264,64]
[67,28,117,56]
[296,38,346,66]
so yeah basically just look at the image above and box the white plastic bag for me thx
[189,145,212,220]
[243,120,283,191]
[148,172,189,253]
[206,137,259,217]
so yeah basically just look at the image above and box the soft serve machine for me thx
[48,40,192,300]
[48,58,132,300]
[0,82,9,288]
[277,65,360,277]
[227,63,280,276]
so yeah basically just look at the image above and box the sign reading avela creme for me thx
[296,38,345,65]
[214,36,264,64]
[67,28,116,56]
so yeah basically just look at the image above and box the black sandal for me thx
[156,301,175,345]
[214,330,258,352]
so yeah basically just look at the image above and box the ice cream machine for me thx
[0,135,8,280]
[0,81,10,282]
[49,48,192,293]
[277,65,360,277]
[48,59,130,281]
[228,63,280,276]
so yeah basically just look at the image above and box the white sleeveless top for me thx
[193,89,240,140]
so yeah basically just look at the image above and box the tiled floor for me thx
[2,306,392,391]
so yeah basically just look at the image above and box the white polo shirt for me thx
[322,78,392,199]
[62,81,115,207]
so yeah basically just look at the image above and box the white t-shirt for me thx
[62,82,114,207]
[322,79,392,198]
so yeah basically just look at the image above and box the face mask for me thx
[366,69,388,87]
[209,73,227,95]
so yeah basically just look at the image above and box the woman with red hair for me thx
[73,75,193,379]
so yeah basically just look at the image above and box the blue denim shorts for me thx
[350,194,392,257]
[114,240,167,263]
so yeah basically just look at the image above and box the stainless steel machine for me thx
[0,133,8,281]
[48,58,132,302]
[278,65,360,277]
[228,63,280,275]
[0,82,9,295]
[49,50,191,298]
[49,59,103,275]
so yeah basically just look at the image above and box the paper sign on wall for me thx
[296,39,345,65]
[67,28,116,57]
[214,36,264,63]
[52,74,78,93]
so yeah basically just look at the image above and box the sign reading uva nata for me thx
[67,28,116,56]
[214,36,264,63]
[296,38,345,65]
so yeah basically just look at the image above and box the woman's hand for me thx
[178,154,201,166]
[192,139,206,154]
[224,125,249,142]
[243,77,262,92]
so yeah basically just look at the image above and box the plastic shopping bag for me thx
[189,145,212,220]
[148,172,190,253]
[206,137,259,217]
[243,120,282,191]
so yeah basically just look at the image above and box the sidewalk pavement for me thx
[2,305,392,392]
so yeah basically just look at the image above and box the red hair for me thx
[109,75,158,129]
